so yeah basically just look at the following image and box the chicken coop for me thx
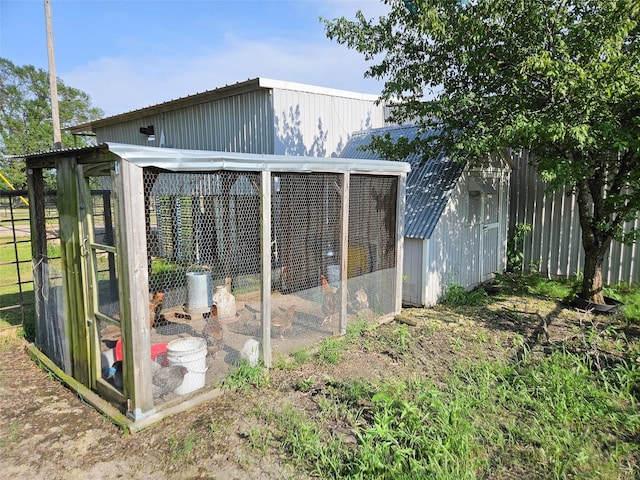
[25,143,409,427]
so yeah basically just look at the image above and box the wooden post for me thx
[261,170,272,367]
[44,0,61,149]
[115,159,154,417]
[339,173,349,335]
[394,173,407,314]
[57,155,90,385]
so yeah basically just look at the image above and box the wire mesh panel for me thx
[347,175,399,320]
[32,187,69,373]
[144,169,263,404]
[264,172,344,357]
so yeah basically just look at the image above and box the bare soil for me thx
[1,290,637,479]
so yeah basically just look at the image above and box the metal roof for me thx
[340,125,465,240]
[24,142,410,175]
[68,77,380,134]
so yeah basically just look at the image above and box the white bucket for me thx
[167,337,208,395]
[186,272,212,314]
[327,265,340,288]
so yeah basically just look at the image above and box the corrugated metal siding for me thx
[270,89,385,157]
[339,125,465,240]
[94,90,275,153]
[509,151,639,283]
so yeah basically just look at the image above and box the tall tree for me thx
[324,0,640,304]
[0,58,103,189]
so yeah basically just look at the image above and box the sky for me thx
[0,0,389,117]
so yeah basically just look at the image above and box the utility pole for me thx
[44,0,62,149]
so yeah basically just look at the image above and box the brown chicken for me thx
[149,291,164,327]
[354,287,369,310]
[271,305,297,339]
[321,275,338,325]
[202,308,224,357]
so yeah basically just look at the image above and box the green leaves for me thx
[0,58,103,189]
[324,0,640,300]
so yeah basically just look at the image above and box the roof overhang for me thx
[25,143,410,175]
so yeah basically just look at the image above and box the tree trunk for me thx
[576,177,613,305]
[581,245,607,304]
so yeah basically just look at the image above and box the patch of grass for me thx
[289,348,311,365]
[221,359,269,392]
[0,237,34,328]
[0,422,21,447]
[251,349,640,479]
[167,431,199,465]
[440,283,488,307]
[527,276,576,300]
[292,376,316,392]
[604,282,640,323]
[315,337,343,365]
[0,327,25,350]
[497,275,640,323]
[247,426,273,457]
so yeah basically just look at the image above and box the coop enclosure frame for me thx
[26,143,409,423]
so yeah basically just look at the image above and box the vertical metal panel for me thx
[402,238,423,305]
[95,90,275,153]
[94,86,385,158]
[509,153,639,284]
[271,88,386,157]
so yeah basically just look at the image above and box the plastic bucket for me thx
[327,265,340,288]
[186,272,212,314]
[167,337,208,395]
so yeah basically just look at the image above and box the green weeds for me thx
[440,283,488,307]
[167,431,199,465]
[250,349,640,479]
[221,359,269,392]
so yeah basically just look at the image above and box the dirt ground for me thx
[1,290,637,479]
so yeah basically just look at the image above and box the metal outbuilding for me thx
[69,77,387,158]
[340,125,512,306]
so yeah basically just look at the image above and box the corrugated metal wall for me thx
[94,90,275,153]
[509,151,640,284]
[271,89,385,157]
[93,87,385,158]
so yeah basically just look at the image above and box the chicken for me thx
[321,275,338,325]
[271,305,297,339]
[354,287,369,310]
[149,291,164,327]
[202,309,224,357]
[151,363,188,400]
